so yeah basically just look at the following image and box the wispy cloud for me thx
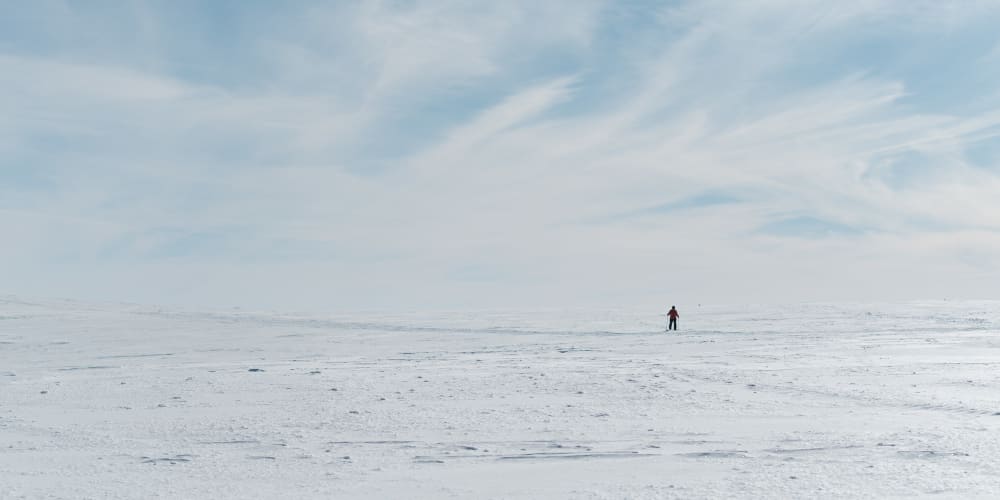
[3,0,1000,309]
[757,216,865,238]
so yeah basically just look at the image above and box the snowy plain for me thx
[3,296,1000,499]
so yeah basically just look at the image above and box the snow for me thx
[3,297,1000,498]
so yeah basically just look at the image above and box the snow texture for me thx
[3,297,1000,498]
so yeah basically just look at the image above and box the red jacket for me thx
[668,309,679,319]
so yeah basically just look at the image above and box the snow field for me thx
[3,298,1000,498]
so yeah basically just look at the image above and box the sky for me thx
[3,0,1000,311]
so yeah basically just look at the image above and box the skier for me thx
[667,306,679,331]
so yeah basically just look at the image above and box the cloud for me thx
[3,0,1000,309]
[757,216,865,238]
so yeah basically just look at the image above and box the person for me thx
[667,306,679,331]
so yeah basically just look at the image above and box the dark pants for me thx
[668,318,677,330]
